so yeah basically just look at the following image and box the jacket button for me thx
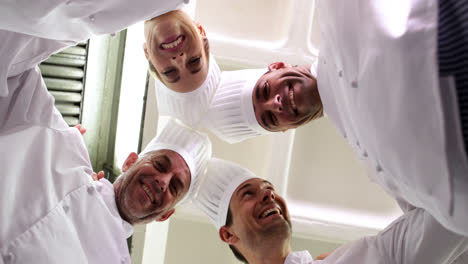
[363,151,368,157]
[351,81,358,88]
[66,0,72,4]
[356,140,360,148]
[376,164,383,172]
[184,0,190,3]
[87,186,95,194]
[63,204,70,213]
[89,15,95,21]
[338,70,343,77]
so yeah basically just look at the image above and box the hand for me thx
[315,252,332,260]
[92,171,104,181]
[74,124,87,135]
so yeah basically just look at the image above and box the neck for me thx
[245,240,292,264]
[113,181,133,224]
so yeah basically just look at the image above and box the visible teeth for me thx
[289,89,297,111]
[142,184,155,203]
[261,208,281,219]
[162,36,183,49]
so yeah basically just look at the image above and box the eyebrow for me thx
[166,76,180,83]
[158,154,172,172]
[255,83,260,100]
[190,68,202,74]
[176,177,185,196]
[263,180,273,186]
[255,70,272,100]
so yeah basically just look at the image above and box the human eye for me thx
[153,158,168,173]
[154,161,163,171]
[162,68,176,76]
[169,180,178,197]
[188,56,201,65]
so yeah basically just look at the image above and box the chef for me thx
[0,0,221,99]
[0,61,212,263]
[144,10,222,128]
[195,158,468,264]
[202,0,468,238]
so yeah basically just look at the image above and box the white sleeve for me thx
[319,209,468,264]
[451,251,468,264]
[0,0,187,42]
[373,208,467,264]
[0,66,69,132]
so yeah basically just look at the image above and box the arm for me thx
[373,208,467,264]
[320,208,467,264]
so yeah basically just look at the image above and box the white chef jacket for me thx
[316,0,468,236]
[0,65,133,263]
[285,251,314,264]
[0,0,187,97]
[286,209,467,264]
[0,0,187,42]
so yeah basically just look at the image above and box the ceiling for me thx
[131,0,403,262]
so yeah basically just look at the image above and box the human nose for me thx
[171,52,185,64]
[266,94,282,113]
[262,189,275,202]
[154,174,170,193]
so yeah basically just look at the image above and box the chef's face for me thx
[252,62,323,132]
[220,178,292,253]
[144,10,209,93]
[114,150,191,225]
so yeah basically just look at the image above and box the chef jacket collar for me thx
[284,251,313,264]
[96,178,134,238]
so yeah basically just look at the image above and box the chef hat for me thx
[310,58,318,78]
[202,68,272,144]
[155,54,221,128]
[141,118,212,205]
[195,158,256,230]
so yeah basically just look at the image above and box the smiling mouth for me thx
[289,86,298,115]
[142,184,155,203]
[160,35,185,50]
[259,207,282,219]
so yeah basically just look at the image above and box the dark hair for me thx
[226,207,248,264]
[148,38,210,82]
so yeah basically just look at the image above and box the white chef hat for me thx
[141,118,212,205]
[195,158,256,230]
[202,68,272,144]
[155,54,221,128]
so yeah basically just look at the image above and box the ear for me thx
[219,226,239,245]
[143,43,149,60]
[122,152,139,172]
[194,21,207,37]
[155,208,175,222]
[268,62,291,71]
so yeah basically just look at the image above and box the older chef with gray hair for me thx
[195,158,468,264]
[0,72,212,264]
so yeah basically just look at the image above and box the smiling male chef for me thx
[202,0,468,238]
[195,158,468,264]
[0,69,212,264]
